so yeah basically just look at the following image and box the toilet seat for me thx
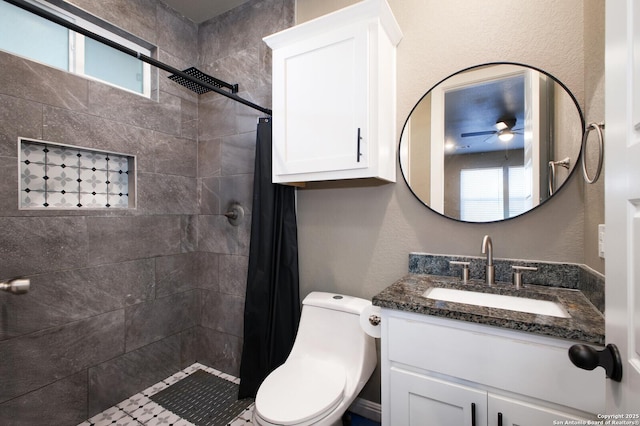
[255,357,346,425]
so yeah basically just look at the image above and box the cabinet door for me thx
[389,367,487,426]
[272,22,369,178]
[487,394,595,426]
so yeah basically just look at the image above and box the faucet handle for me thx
[450,261,471,283]
[511,266,538,289]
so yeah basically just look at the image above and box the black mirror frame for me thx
[398,61,586,223]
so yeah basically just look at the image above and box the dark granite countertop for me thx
[372,274,605,345]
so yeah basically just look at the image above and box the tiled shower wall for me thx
[0,0,293,424]
[191,0,293,382]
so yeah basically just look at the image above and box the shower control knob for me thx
[224,203,245,226]
[568,343,622,382]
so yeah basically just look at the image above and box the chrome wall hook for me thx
[0,278,30,294]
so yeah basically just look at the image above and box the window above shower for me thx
[0,0,153,97]
[19,139,136,209]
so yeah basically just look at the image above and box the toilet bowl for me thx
[253,292,377,426]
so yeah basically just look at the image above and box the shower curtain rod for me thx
[4,0,273,116]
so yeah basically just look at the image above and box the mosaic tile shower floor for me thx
[78,363,254,426]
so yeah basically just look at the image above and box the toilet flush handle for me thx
[368,315,381,326]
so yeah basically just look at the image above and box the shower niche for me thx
[264,0,402,184]
[19,138,135,209]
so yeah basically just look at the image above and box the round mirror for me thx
[399,62,584,223]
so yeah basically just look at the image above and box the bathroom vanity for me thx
[374,272,605,426]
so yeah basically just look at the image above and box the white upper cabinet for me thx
[264,0,402,183]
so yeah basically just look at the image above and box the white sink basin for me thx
[422,287,570,318]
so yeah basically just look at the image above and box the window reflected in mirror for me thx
[399,63,584,223]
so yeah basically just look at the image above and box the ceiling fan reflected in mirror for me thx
[461,117,523,143]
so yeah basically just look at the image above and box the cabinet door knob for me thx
[568,343,623,382]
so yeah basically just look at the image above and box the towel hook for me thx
[581,122,604,184]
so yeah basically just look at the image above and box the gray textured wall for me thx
[0,0,292,423]
[295,0,603,298]
[295,0,604,404]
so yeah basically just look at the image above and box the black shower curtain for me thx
[238,118,301,399]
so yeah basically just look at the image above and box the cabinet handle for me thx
[498,412,503,426]
[357,127,362,162]
[471,403,476,426]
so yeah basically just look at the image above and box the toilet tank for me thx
[289,292,376,392]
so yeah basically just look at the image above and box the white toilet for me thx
[253,292,377,426]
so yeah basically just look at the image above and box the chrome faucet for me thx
[481,235,495,285]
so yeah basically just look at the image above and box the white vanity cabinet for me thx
[263,0,402,184]
[389,369,487,425]
[381,309,605,426]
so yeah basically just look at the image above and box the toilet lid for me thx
[255,358,346,425]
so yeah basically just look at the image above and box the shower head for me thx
[168,67,238,94]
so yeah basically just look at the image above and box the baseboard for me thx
[348,397,381,422]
